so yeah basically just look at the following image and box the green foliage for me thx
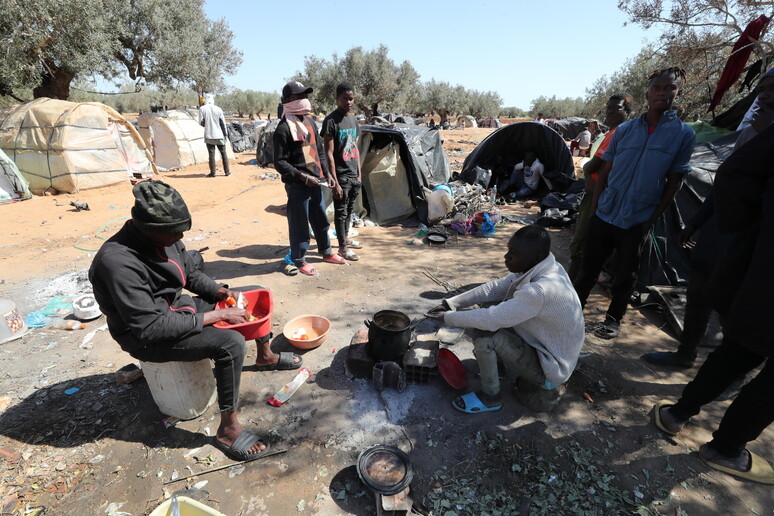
[218,89,279,117]
[293,45,421,116]
[425,432,658,516]
[68,80,198,113]
[501,106,529,118]
[529,95,589,119]
[615,0,773,115]
[0,0,242,100]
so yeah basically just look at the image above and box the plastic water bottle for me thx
[490,185,497,204]
[50,318,86,330]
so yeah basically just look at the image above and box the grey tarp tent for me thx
[548,117,588,140]
[461,121,575,189]
[255,119,280,166]
[358,124,450,224]
[227,122,256,153]
[637,131,739,287]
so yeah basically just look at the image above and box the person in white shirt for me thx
[199,94,230,177]
[426,225,584,413]
[501,151,547,198]
[573,124,592,156]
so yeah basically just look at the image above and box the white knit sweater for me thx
[444,253,584,385]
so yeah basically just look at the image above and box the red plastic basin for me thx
[214,289,273,340]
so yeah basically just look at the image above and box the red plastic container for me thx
[214,289,273,340]
[436,348,469,390]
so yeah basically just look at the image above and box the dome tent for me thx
[138,109,234,170]
[0,98,157,194]
[462,121,575,187]
[0,148,31,203]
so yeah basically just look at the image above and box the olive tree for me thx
[0,0,242,101]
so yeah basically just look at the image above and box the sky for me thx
[203,0,656,109]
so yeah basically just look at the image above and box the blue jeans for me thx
[501,169,534,198]
[285,183,333,265]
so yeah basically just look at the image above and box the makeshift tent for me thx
[255,120,280,166]
[358,123,450,223]
[461,121,575,189]
[137,109,234,170]
[457,115,477,128]
[548,117,588,140]
[637,131,739,288]
[0,98,157,194]
[0,148,31,203]
[686,121,732,144]
[478,117,502,128]
[226,122,256,153]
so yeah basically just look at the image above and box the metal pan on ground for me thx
[436,348,469,389]
[426,233,448,245]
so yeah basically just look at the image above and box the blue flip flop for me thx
[452,392,502,414]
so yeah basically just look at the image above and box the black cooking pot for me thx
[365,310,411,362]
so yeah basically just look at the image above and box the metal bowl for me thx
[356,445,413,495]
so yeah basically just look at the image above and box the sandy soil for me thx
[0,128,772,515]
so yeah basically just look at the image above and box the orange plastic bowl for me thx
[283,314,331,350]
[214,289,273,340]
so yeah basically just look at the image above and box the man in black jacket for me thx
[89,180,270,461]
[652,124,774,484]
[273,81,345,276]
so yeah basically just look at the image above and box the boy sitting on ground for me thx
[427,225,585,412]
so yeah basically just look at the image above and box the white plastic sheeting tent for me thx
[0,148,31,203]
[0,98,157,194]
[138,109,234,170]
[456,115,478,128]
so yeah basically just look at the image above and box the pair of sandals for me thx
[653,400,774,484]
[283,253,347,277]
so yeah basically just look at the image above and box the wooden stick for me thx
[163,449,288,485]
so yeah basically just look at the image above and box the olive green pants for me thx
[473,329,546,397]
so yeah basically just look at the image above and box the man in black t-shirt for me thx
[322,83,363,261]
[273,81,345,276]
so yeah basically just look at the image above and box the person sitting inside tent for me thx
[500,151,547,199]
[426,225,584,413]
[89,180,282,462]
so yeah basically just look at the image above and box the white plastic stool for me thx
[140,359,217,420]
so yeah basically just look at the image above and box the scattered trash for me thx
[50,318,86,330]
[70,201,90,211]
[64,387,80,395]
[81,322,109,348]
[24,311,49,328]
[164,449,288,485]
[89,454,105,464]
[163,416,181,428]
[73,294,101,320]
[137,471,147,478]
[227,464,245,478]
[582,392,594,403]
[193,480,208,489]
[268,368,312,407]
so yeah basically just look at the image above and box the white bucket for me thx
[0,299,28,345]
[140,359,217,420]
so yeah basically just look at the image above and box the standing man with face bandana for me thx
[199,94,230,177]
[274,81,345,277]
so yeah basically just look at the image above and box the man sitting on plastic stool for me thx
[426,225,585,413]
[89,179,271,461]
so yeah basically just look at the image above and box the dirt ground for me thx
[1,128,772,515]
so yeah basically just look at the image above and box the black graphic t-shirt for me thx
[321,109,360,180]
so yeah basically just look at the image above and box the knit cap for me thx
[131,180,192,234]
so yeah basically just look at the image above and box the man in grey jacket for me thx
[199,94,230,177]
[428,225,585,413]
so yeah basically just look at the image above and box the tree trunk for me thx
[33,63,74,100]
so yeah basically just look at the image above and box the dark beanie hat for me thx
[131,180,192,234]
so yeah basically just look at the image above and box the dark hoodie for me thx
[88,221,222,356]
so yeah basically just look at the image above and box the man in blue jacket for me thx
[89,180,271,461]
[573,67,696,339]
